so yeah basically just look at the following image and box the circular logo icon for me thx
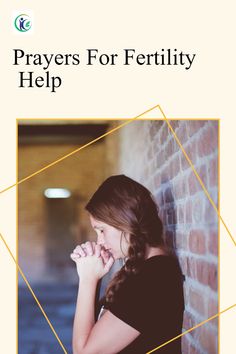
[14,14,32,32]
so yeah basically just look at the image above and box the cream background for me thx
[0,1,235,353]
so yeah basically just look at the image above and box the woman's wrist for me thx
[79,275,100,287]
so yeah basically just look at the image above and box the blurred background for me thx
[18,119,218,354]
[18,119,121,353]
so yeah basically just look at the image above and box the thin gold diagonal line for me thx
[146,303,236,353]
[158,106,236,248]
[2,221,235,354]
[0,104,162,353]
[1,103,234,353]
[0,232,68,354]
[0,104,161,195]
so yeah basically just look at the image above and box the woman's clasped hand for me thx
[70,241,115,282]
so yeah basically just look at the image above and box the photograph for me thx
[18,119,218,354]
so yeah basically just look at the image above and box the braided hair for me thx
[85,175,165,304]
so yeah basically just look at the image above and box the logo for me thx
[14,14,32,32]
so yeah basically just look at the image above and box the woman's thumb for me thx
[104,256,114,272]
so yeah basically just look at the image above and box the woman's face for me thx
[89,214,129,260]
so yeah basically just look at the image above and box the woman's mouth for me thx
[101,246,113,254]
[106,248,113,256]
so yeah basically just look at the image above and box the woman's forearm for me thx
[72,277,98,354]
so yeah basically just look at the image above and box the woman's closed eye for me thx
[94,228,104,239]
[95,228,104,234]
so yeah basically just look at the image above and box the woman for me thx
[70,175,184,354]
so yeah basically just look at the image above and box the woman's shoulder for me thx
[143,253,180,268]
[111,253,183,296]
[139,254,183,281]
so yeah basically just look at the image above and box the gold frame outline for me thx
[15,110,226,352]
[0,104,233,353]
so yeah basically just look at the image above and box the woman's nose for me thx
[97,234,104,245]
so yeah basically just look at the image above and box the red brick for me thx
[177,204,185,224]
[160,126,168,144]
[149,121,162,139]
[182,334,200,354]
[170,120,180,130]
[198,125,218,158]
[196,260,218,291]
[183,282,189,301]
[207,296,219,328]
[173,178,188,200]
[198,325,218,354]
[187,120,206,137]
[181,334,191,353]
[208,263,218,291]
[189,229,206,255]
[204,201,218,224]
[165,139,174,157]
[197,164,208,189]
[172,138,179,154]
[183,258,218,292]
[189,343,200,354]
[185,199,192,224]
[156,150,166,168]
[155,190,164,207]
[209,157,218,187]
[176,122,188,144]
[188,170,200,195]
[195,260,208,285]
[183,310,196,330]
[186,256,198,279]
[169,155,181,179]
[175,230,187,249]
[189,287,206,317]
[208,228,218,256]
[181,153,189,171]
[181,140,197,170]
[149,159,156,176]
[192,195,204,224]
[154,172,161,188]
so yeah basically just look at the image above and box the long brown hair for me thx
[85,174,165,304]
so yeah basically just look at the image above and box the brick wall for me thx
[117,120,218,354]
[18,120,218,351]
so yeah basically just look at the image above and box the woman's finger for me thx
[73,245,86,257]
[104,256,114,272]
[101,249,110,264]
[84,241,93,256]
[91,241,96,253]
[94,243,102,257]
[70,253,80,261]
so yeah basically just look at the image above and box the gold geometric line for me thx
[146,303,236,353]
[0,104,161,353]
[158,105,236,248]
[0,104,161,195]
[1,103,233,353]
[0,233,68,354]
